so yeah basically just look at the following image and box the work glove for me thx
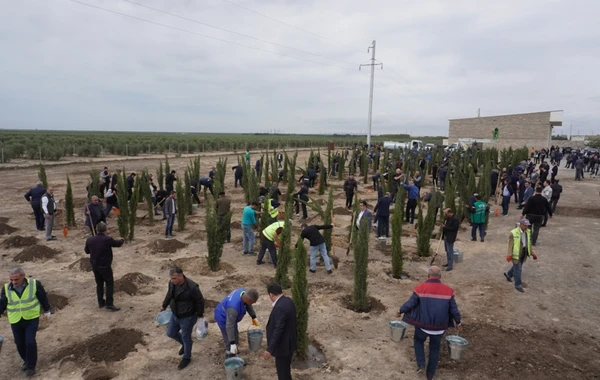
[505,255,512,263]
[532,253,538,260]
[252,318,260,327]
[230,344,238,354]
[44,312,52,318]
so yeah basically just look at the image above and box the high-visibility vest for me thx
[4,279,41,324]
[267,200,279,219]
[510,228,531,260]
[263,221,284,242]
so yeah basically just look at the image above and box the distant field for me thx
[0,130,444,162]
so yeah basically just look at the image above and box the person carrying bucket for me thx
[397,266,462,380]
[214,288,260,358]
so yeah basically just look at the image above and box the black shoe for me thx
[309,269,316,273]
[105,305,121,312]
[243,251,248,255]
[481,238,484,242]
[178,346,184,356]
[442,264,449,267]
[327,270,333,275]
[504,273,513,282]
[46,237,57,241]
[515,286,525,293]
[25,369,35,377]
[98,301,106,309]
[445,267,453,272]
[21,363,27,372]
[245,251,257,256]
[177,358,191,370]
[540,224,546,227]
[471,238,477,241]
[256,261,265,265]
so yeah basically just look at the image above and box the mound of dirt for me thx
[214,274,273,294]
[54,328,144,363]
[0,222,18,235]
[2,235,38,248]
[186,230,207,241]
[82,367,118,380]
[160,256,235,276]
[230,221,242,229]
[340,295,387,314]
[69,257,93,272]
[333,207,353,216]
[147,239,188,253]
[14,245,60,262]
[0,217,8,223]
[114,272,154,296]
[48,293,69,312]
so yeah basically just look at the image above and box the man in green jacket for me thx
[470,194,488,242]
[504,219,537,292]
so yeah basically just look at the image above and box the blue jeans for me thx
[502,195,511,215]
[165,214,175,236]
[471,223,485,240]
[11,317,39,369]
[507,260,523,287]
[167,314,197,360]
[242,224,255,252]
[377,215,389,237]
[414,327,443,379]
[444,240,454,269]
[309,243,331,271]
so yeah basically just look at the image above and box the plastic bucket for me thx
[224,357,245,380]
[446,335,469,360]
[389,320,407,342]
[453,249,463,264]
[155,310,173,326]
[247,328,263,352]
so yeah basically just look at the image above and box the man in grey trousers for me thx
[41,187,60,241]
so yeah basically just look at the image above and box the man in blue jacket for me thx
[398,266,462,380]
[24,181,46,231]
[214,288,260,357]
[402,180,420,224]
[373,192,392,238]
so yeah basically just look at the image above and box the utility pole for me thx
[360,40,382,149]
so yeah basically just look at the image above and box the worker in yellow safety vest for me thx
[0,267,52,377]
[263,199,281,224]
[257,221,286,268]
[503,219,537,293]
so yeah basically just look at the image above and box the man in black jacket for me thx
[165,170,176,193]
[264,283,297,380]
[85,196,106,235]
[374,192,392,238]
[522,186,553,246]
[161,266,205,370]
[442,209,459,271]
[84,222,124,311]
[343,174,358,209]
[232,165,243,188]
[294,183,309,219]
[24,181,46,231]
[300,223,333,274]
[550,179,562,213]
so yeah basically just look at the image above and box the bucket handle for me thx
[247,325,263,334]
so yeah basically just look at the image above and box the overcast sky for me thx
[1,0,598,136]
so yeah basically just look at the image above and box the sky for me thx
[1,0,599,136]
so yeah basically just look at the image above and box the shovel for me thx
[429,232,444,266]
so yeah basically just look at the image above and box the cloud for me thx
[0,0,598,136]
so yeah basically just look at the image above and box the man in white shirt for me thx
[541,180,553,226]
[355,201,372,231]
[41,187,60,241]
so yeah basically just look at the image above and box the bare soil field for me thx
[1,151,600,380]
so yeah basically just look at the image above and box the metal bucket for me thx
[155,310,172,327]
[247,328,263,352]
[224,357,245,380]
[389,320,407,342]
[453,249,463,264]
[446,335,468,360]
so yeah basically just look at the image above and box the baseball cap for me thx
[519,219,531,226]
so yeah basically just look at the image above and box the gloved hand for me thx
[230,344,238,354]
[532,253,538,260]
[252,318,259,327]
[44,312,52,318]
[505,255,512,263]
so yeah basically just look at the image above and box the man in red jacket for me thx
[398,266,462,380]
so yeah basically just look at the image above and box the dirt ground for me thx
[1,150,600,380]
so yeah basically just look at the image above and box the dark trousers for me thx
[258,235,277,267]
[167,314,197,360]
[413,327,443,379]
[11,317,39,370]
[526,214,543,245]
[502,195,510,215]
[377,215,389,237]
[93,266,114,306]
[345,191,354,209]
[512,186,519,203]
[405,199,417,224]
[471,223,485,240]
[275,356,292,380]
[372,179,379,192]
[32,204,44,230]
[234,176,243,188]
[550,198,559,213]
[295,199,307,219]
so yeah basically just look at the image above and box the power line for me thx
[220,0,358,50]
[66,0,347,69]
[122,0,356,66]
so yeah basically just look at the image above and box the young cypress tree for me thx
[318,165,326,195]
[116,171,129,240]
[337,154,346,181]
[206,196,225,271]
[323,188,334,253]
[88,169,101,200]
[352,219,370,312]
[184,169,193,215]
[292,238,309,358]
[467,167,477,198]
[141,169,154,225]
[176,177,186,231]
[213,157,228,199]
[65,175,76,226]
[417,200,436,257]
[128,175,140,242]
[282,153,289,184]
[38,163,48,188]
[479,160,492,205]
[444,176,457,213]
[391,202,403,278]
[274,203,293,289]
[156,160,164,190]
[263,151,270,187]
[165,156,170,181]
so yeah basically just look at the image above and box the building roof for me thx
[448,110,563,121]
